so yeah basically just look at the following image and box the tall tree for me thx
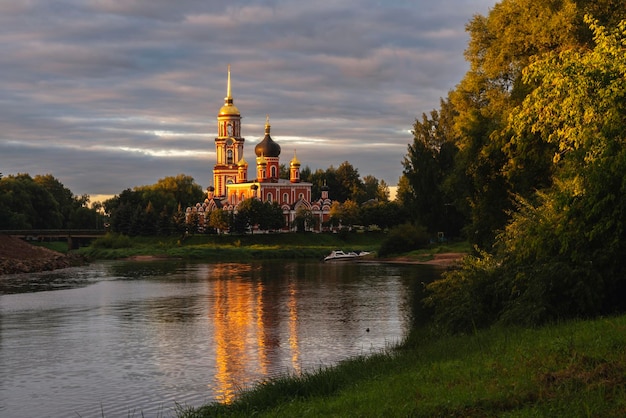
[403,99,464,235]
[335,161,364,203]
[438,0,626,249]
[427,16,626,331]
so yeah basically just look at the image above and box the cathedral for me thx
[187,66,332,232]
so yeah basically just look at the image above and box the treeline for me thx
[403,0,626,332]
[104,163,409,237]
[0,173,104,230]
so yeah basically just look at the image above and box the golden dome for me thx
[290,150,301,167]
[219,103,240,116]
[237,157,248,167]
[257,154,267,165]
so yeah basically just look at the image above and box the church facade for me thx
[187,67,332,232]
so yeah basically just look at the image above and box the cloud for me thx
[0,0,496,197]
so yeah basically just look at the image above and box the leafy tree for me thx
[377,179,390,202]
[233,198,267,233]
[172,204,187,237]
[105,175,204,236]
[258,201,285,232]
[335,161,364,203]
[426,16,626,332]
[293,206,317,232]
[209,208,230,234]
[0,174,63,229]
[378,223,430,257]
[299,166,312,183]
[360,201,408,230]
[440,0,626,249]
[185,210,201,236]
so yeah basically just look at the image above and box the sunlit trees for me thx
[105,175,204,236]
[209,209,230,234]
[437,0,626,248]
[232,198,284,234]
[426,16,626,331]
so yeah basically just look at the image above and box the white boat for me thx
[323,250,370,262]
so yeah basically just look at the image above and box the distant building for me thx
[187,66,333,232]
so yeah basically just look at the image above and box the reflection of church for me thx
[187,66,332,231]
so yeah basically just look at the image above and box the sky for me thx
[0,0,497,203]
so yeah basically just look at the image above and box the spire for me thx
[218,64,240,116]
[290,149,300,166]
[265,114,271,134]
[225,64,233,105]
[226,64,233,100]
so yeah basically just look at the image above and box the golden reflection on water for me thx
[208,263,301,403]
[288,280,300,375]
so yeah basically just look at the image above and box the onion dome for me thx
[237,157,248,167]
[218,65,240,116]
[290,150,301,167]
[254,115,281,158]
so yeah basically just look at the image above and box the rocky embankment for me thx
[0,234,81,275]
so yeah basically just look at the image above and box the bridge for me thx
[0,229,107,250]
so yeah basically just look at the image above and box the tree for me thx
[209,208,230,234]
[105,175,204,235]
[426,16,626,332]
[440,0,626,249]
[293,206,317,232]
[360,201,408,230]
[335,161,364,203]
[0,173,63,229]
[233,198,265,233]
[258,201,285,232]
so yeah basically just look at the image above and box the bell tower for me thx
[213,65,245,198]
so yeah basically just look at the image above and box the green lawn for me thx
[178,315,626,417]
[75,231,386,260]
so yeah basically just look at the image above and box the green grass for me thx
[177,315,626,417]
[30,240,70,253]
[75,232,384,260]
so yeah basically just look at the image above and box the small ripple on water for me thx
[0,260,432,418]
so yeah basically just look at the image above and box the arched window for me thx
[283,193,289,203]
[267,193,273,202]
[271,166,277,178]
[227,149,233,164]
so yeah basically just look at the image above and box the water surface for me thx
[0,259,436,417]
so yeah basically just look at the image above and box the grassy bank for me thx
[178,315,626,417]
[75,232,385,261]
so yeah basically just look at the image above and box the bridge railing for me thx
[0,229,107,237]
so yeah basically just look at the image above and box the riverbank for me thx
[178,314,626,417]
[75,233,470,265]
[1,232,467,274]
[0,234,82,274]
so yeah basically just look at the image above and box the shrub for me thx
[377,223,429,257]
[91,233,133,249]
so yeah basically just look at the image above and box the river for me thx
[0,259,438,417]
